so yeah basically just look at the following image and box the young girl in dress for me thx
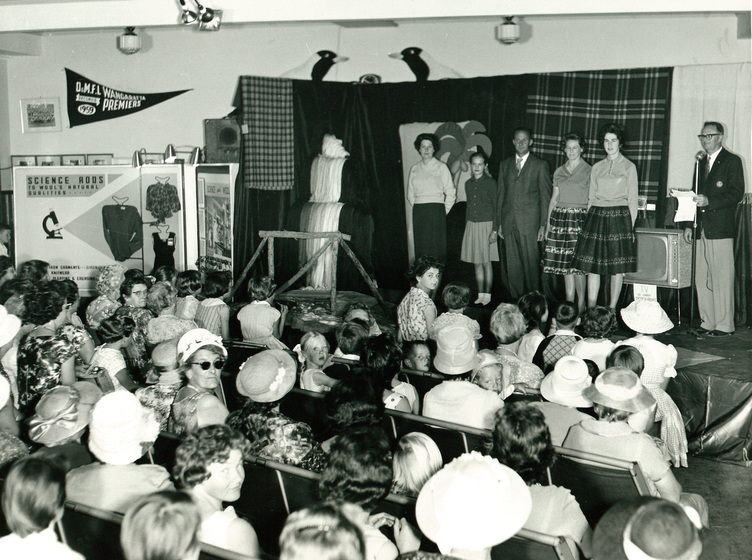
[294,331,337,393]
[236,276,288,349]
[616,300,688,467]
[194,272,231,339]
[87,315,138,392]
[571,306,617,372]
[516,291,549,363]
[397,255,443,342]
[461,150,499,305]
[175,270,202,321]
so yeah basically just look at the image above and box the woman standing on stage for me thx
[572,123,638,310]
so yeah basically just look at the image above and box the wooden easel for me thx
[230,230,385,312]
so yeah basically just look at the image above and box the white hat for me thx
[433,325,477,375]
[88,391,160,465]
[540,356,593,408]
[236,350,297,402]
[28,382,103,446]
[620,300,674,335]
[177,328,227,366]
[585,367,656,414]
[416,451,532,555]
[0,304,21,348]
[0,375,9,410]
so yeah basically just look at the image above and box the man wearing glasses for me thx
[683,122,744,337]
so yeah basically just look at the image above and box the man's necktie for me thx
[516,157,523,174]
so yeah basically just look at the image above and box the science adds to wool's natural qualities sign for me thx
[65,68,191,127]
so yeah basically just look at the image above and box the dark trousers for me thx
[503,225,541,300]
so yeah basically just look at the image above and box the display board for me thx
[197,165,235,270]
[14,165,185,296]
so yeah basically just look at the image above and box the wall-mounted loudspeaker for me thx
[204,118,241,163]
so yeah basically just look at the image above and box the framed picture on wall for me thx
[11,155,37,167]
[36,155,62,166]
[20,98,62,133]
[62,154,86,166]
[87,154,113,165]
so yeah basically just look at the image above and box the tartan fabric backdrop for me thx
[526,68,673,203]
[237,76,295,190]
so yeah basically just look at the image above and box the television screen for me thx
[624,228,691,288]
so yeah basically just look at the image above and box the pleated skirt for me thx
[542,206,587,275]
[571,205,637,275]
[461,221,500,263]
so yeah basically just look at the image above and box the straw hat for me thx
[584,367,656,414]
[28,382,103,446]
[0,304,21,348]
[147,340,182,385]
[416,451,532,555]
[236,349,297,402]
[540,356,593,408]
[88,391,160,465]
[176,328,227,366]
[620,300,674,335]
[433,325,477,375]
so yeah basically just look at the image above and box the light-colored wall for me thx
[2,12,749,188]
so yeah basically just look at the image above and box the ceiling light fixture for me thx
[117,27,141,54]
[178,0,221,31]
[495,16,521,45]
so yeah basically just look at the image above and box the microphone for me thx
[695,150,706,161]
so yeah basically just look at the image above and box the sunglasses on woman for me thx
[190,359,225,371]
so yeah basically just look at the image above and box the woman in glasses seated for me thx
[168,328,229,435]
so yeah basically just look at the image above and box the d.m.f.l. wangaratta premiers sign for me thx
[66,68,190,127]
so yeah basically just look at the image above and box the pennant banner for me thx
[65,68,190,128]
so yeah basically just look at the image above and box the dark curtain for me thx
[735,193,752,327]
[287,76,530,292]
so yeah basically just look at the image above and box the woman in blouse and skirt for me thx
[407,133,456,263]
[542,132,591,315]
[572,123,638,310]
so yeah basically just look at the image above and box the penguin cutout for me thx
[280,50,350,81]
[388,47,463,82]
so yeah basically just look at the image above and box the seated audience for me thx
[175,269,203,320]
[397,255,442,342]
[606,345,657,434]
[323,372,385,450]
[471,349,514,399]
[533,301,582,373]
[29,382,101,472]
[87,314,139,391]
[86,264,126,330]
[318,426,398,560]
[490,303,544,391]
[343,301,382,337]
[16,259,50,283]
[326,321,369,381]
[146,281,197,346]
[173,424,260,558]
[153,265,178,286]
[295,331,338,393]
[517,290,549,363]
[571,306,616,372]
[488,402,591,557]
[0,457,82,559]
[56,279,95,369]
[121,490,202,560]
[136,340,183,431]
[406,451,532,560]
[428,281,481,340]
[401,341,431,372]
[391,432,443,497]
[280,502,366,560]
[533,355,593,445]
[562,367,708,526]
[0,304,22,416]
[0,375,27,469]
[237,275,289,349]
[194,271,231,339]
[17,281,78,416]
[66,390,172,513]
[168,328,229,435]
[226,349,327,472]
[618,299,688,468]
[0,255,15,289]
[360,334,418,414]
[423,325,503,430]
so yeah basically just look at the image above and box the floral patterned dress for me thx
[114,305,154,382]
[226,402,327,472]
[85,295,120,330]
[397,287,436,342]
[17,334,77,416]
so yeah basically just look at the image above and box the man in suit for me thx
[683,121,744,336]
[496,127,552,299]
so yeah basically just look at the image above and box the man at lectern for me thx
[683,122,744,337]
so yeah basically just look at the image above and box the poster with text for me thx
[197,166,233,273]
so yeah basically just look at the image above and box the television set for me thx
[624,228,692,289]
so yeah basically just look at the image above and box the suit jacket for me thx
[695,147,744,239]
[497,153,552,236]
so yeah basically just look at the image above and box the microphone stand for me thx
[688,157,701,334]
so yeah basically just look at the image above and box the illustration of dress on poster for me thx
[143,172,184,273]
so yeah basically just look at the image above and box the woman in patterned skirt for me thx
[572,123,638,310]
[542,132,591,314]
